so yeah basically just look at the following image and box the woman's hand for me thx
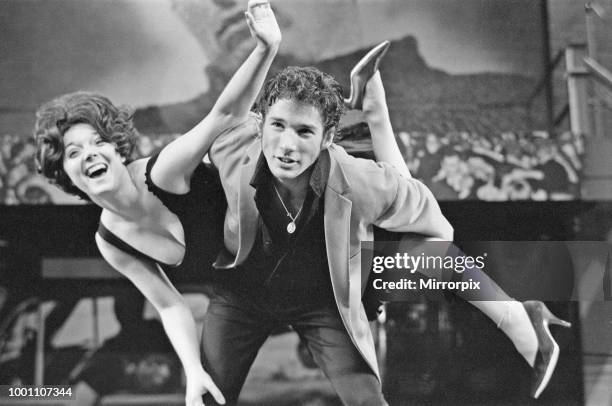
[185,366,226,406]
[245,0,281,51]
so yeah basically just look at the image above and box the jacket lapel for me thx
[324,147,381,380]
[233,141,260,266]
[324,149,352,308]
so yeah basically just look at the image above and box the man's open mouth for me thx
[277,156,297,164]
[85,163,108,178]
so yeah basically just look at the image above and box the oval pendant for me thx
[287,221,296,234]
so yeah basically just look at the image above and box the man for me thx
[206,65,452,405]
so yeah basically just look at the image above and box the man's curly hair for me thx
[34,91,138,200]
[254,66,345,134]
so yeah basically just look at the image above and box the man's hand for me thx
[185,367,226,406]
[245,0,281,51]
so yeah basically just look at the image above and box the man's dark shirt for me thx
[216,151,335,307]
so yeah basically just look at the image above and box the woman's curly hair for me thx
[254,66,345,134]
[34,91,138,200]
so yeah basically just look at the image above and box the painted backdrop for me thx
[0,0,582,203]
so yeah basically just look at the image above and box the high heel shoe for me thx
[523,300,572,399]
[344,40,391,110]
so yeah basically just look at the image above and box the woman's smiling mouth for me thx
[85,163,108,178]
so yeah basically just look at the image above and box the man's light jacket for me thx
[209,114,454,379]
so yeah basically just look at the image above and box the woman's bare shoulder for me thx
[127,157,150,177]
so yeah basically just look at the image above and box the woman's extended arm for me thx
[95,235,226,406]
[153,0,281,193]
[362,71,411,179]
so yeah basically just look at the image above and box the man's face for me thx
[261,98,333,187]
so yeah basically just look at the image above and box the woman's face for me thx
[62,123,125,198]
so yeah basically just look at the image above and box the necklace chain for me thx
[273,183,303,226]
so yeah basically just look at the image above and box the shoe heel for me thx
[344,40,391,110]
[541,305,572,328]
[523,300,571,399]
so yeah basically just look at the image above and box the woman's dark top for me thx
[96,153,227,284]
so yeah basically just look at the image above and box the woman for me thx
[35,2,279,404]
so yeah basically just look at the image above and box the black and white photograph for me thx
[1,0,611,404]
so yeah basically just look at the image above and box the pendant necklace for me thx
[273,183,303,234]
